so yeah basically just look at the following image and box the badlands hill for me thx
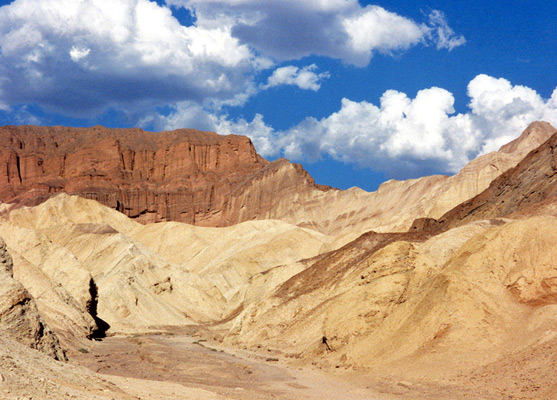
[0,121,556,399]
[0,124,324,225]
[1,122,555,242]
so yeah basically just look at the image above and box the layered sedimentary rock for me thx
[0,237,66,360]
[222,121,556,243]
[0,122,554,242]
[223,128,557,378]
[0,125,270,225]
[428,129,557,232]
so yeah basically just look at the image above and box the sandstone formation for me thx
[428,128,557,232]
[1,122,554,249]
[0,237,66,360]
[0,125,269,225]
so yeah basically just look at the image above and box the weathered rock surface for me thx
[430,128,557,232]
[224,216,557,384]
[4,194,332,333]
[0,237,66,360]
[0,125,269,225]
[2,122,553,247]
[0,330,134,399]
[0,221,101,343]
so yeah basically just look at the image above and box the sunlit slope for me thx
[130,219,329,299]
[232,121,556,248]
[224,217,557,379]
[0,221,99,344]
[4,194,332,334]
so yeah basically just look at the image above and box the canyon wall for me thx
[1,122,555,239]
[0,125,271,225]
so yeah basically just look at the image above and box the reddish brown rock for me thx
[0,125,279,225]
[430,129,557,231]
[1,122,554,234]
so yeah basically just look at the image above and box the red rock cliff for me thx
[0,125,276,225]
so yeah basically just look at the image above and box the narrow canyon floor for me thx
[70,327,384,400]
[67,327,555,400]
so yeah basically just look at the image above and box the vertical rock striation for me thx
[0,237,66,360]
[0,125,270,225]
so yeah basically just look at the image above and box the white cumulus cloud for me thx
[69,46,91,62]
[154,75,557,179]
[0,0,259,115]
[274,75,557,176]
[261,64,330,91]
[0,0,464,119]
[167,0,465,66]
[341,6,425,65]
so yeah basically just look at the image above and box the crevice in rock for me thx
[87,278,110,340]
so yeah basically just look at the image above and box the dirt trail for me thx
[70,331,391,400]
[61,324,557,400]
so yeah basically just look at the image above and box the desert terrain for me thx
[0,121,556,399]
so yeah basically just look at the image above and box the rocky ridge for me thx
[1,122,554,246]
[415,126,557,233]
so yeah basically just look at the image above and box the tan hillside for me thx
[237,121,556,245]
[4,194,332,334]
[0,237,66,360]
[130,218,330,300]
[223,217,557,398]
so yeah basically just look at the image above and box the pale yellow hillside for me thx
[0,221,97,344]
[6,193,140,233]
[130,219,330,300]
[224,216,557,387]
[4,194,332,334]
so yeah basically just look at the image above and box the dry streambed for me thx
[69,331,387,400]
[67,329,557,400]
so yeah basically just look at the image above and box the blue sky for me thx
[0,0,555,190]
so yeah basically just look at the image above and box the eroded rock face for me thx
[0,125,270,225]
[1,122,554,239]
[0,237,66,360]
[435,130,557,231]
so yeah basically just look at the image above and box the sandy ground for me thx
[67,327,556,400]
[70,329,391,400]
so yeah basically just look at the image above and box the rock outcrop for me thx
[0,237,66,360]
[432,129,557,231]
[2,123,553,240]
[0,125,270,225]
